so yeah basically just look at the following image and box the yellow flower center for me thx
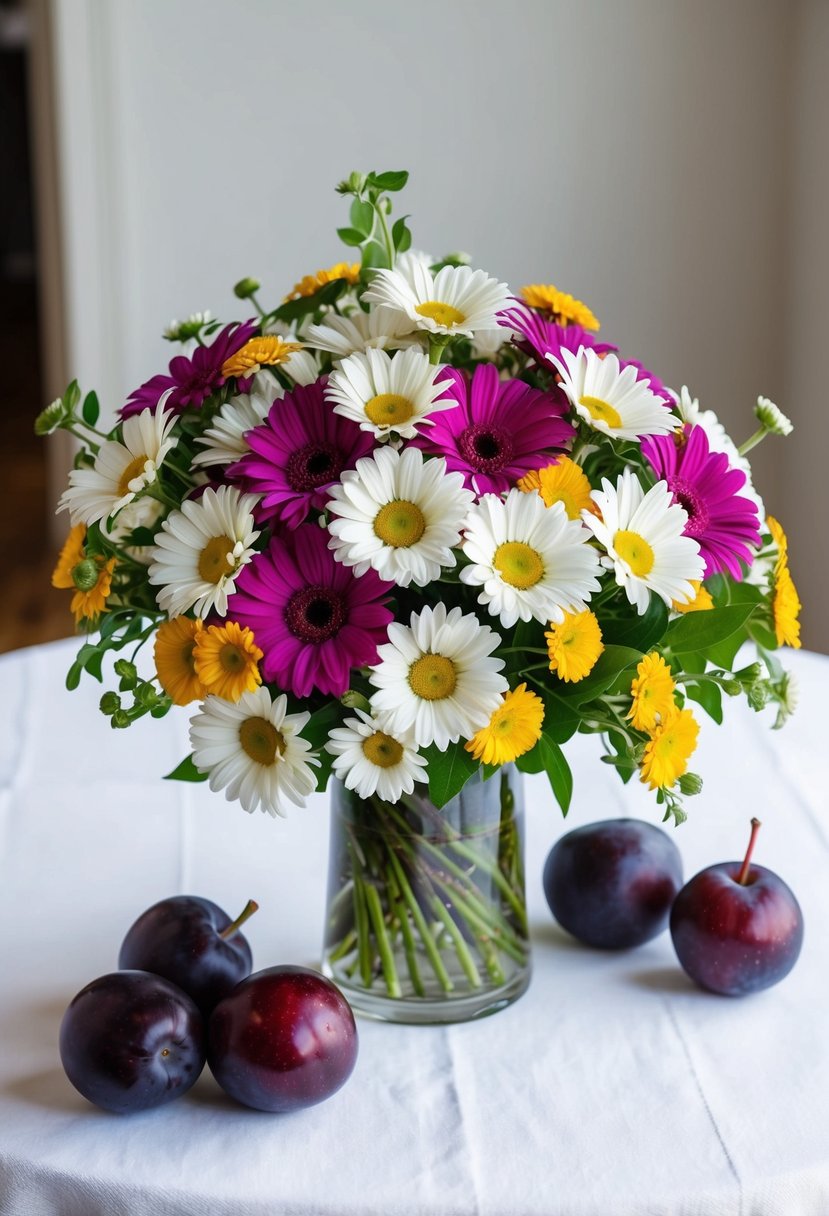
[238,717,284,766]
[219,643,246,673]
[493,541,544,589]
[118,454,150,497]
[198,535,236,584]
[408,654,457,701]
[580,395,622,429]
[415,301,466,328]
[362,731,404,769]
[373,500,426,548]
[614,529,655,577]
[364,393,415,428]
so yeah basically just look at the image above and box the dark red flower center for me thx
[669,476,710,537]
[286,442,344,493]
[285,585,346,643]
[458,424,514,473]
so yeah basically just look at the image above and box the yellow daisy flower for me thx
[70,558,116,625]
[672,581,714,614]
[284,261,361,302]
[465,683,544,766]
[193,620,263,702]
[154,617,205,706]
[517,458,595,521]
[51,524,87,589]
[545,610,604,683]
[221,335,302,379]
[766,516,801,648]
[628,652,676,732]
[519,283,600,331]
[640,707,700,790]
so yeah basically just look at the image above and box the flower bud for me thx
[71,558,99,592]
[734,662,763,689]
[233,277,261,300]
[114,659,138,690]
[34,398,66,436]
[720,678,742,696]
[110,710,131,730]
[99,691,121,716]
[747,683,772,711]
[755,395,793,437]
[134,682,159,708]
[678,772,703,796]
[340,689,371,713]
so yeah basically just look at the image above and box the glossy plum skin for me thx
[59,971,205,1113]
[118,895,253,1016]
[208,966,358,1113]
[670,863,804,995]
[543,818,683,949]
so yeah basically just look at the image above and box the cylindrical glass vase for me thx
[322,766,530,1024]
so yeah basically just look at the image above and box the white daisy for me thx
[58,397,178,526]
[327,445,474,588]
[100,495,165,564]
[755,395,793,437]
[582,469,705,614]
[189,687,319,818]
[326,709,427,802]
[281,346,320,387]
[461,488,602,629]
[471,327,510,361]
[369,603,508,751]
[192,379,282,468]
[325,347,456,440]
[549,347,675,440]
[305,306,420,359]
[364,262,511,338]
[148,484,260,618]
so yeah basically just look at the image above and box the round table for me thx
[1,638,827,1216]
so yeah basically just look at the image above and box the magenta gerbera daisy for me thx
[229,379,374,528]
[641,425,761,579]
[227,523,393,698]
[499,303,616,369]
[415,363,574,496]
[121,320,258,418]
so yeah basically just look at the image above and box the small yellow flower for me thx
[520,283,600,331]
[640,707,700,790]
[70,558,116,625]
[51,525,87,589]
[465,684,544,766]
[284,262,361,302]
[628,652,676,732]
[766,517,801,648]
[672,581,714,614]
[155,617,205,706]
[193,620,263,702]
[517,458,595,521]
[545,610,604,683]
[221,335,302,379]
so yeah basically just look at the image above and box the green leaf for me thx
[523,677,581,744]
[164,756,208,783]
[65,661,83,691]
[359,239,389,271]
[349,198,374,235]
[685,680,723,724]
[422,742,478,809]
[665,604,756,653]
[64,379,81,411]
[337,226,365,247]
[705,629,749,671]
[368,170,409,192]
[81,390,100,427]
[270,279,348,325]
[126,526,157,547]
[392,216,412,253]
[85,651,105,682]
[598,594,669,652]
[529,735,573,814]
[747,619,779,651]
[554,645,643,704]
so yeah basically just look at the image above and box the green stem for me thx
[374,204,396,269]
[387,866,425,997]
[348,843,373,988]
[363,882,402,998]
[737,426,767,456]
[385,848,454,993]
[428,894,482,990]
[219,899,259,940]
[327,927,358,964]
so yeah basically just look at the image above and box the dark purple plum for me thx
[59,970,205,1113]
[118,895,257,1016]
[670,818,804,995]
[208,966,358,1113]
[543,818,683,949]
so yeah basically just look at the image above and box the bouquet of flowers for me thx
[40,169,800,1010]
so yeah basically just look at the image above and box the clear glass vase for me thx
[322,766,531,1024]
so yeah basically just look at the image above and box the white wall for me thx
[51,0,825,646]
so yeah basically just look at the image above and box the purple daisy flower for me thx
[415,363,574,496]
[230,379,374,528]
[120,320,258,419]
[228,524,393,698]
[499,303,616,368]
[641,425,761,579]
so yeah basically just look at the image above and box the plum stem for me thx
[219,899,259,940]
[736,818,762,886]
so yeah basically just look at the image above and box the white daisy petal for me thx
[364,264,511,339]
[326,709,427,803]
[460,489,603,628]
[305,306,421,358]
[148,484,260,618]
[369,603,507,750]
[581,468,705,614]
[549,347,675,441]
[193,379,282,467]
[326,347,456,441]
[190,688,319,818]
[327,446,474,588]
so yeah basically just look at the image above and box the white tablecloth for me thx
[1,638,828,1216]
